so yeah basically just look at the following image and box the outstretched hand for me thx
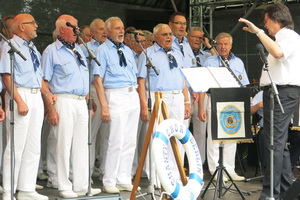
[238,18,260,34]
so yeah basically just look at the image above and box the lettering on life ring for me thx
[151,119,203,200]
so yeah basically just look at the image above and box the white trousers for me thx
[90,85,110,175]
[206,95,237,175]
[131,118,148,177]
[38,117,51,174]
[191,94,208,165]
[53,96,89,192]
[151,92,185,179]
[3,90,44,192]
[103,90,140,186]
[46,123,57,183]
[0,119,6,175]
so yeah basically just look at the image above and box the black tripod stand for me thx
[201,142,246,200]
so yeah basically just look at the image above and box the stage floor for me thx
[2,165,299,200]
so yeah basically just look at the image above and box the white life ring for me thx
[151,119,203,200]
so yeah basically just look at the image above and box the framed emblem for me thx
[210,88,252,141]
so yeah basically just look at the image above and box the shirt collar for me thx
[13,34,28,47]
[172,35,188,45]
[275,27,288,40]
[193,50,205,55]
[55,38,65,50]
[153,42,174,53]
[91,38,101,46]
[220,52,235,61]
[106,37,125,49]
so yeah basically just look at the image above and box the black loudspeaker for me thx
[280,178,300,200]
[55,194,122,200]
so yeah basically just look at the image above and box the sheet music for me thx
[180,66,240,93]
[207,67,240,88]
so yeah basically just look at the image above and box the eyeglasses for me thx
[216,43,230,47]
[172,21,187,26]
[263,17,270,24]
[158,32,172,37]
[190,36,203,40]
[22,20,38,25]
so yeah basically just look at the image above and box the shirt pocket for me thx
[60,61,74,76]
[108,61,123,76]
[15,60,32,74]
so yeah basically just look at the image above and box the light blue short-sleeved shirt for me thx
[79,39,101,83]
[79,38,101,62]
[132,50,140,66]
[42,39,89,96]
[0,35,42,88]
[195,50,212,66]
[137,42,185,91]
[172,36,196,68]
[203,53,250,86]
[92,39,137,89]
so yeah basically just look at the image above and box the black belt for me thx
[260,85,300,91]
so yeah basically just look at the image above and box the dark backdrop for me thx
[1,1,299,82]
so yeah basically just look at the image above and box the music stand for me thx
[201,87,252,200]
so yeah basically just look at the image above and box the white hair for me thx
[105,16,121,31]
[153,23,170,35]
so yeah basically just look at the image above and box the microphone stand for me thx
[261,57,284,200]
[134,35,159,200]
[0,33,26,200]
[74,30,100,197]
[135,34,159,112]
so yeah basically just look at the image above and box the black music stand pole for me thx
[201,142,246,200]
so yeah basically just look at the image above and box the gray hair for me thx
[215,32,233,44]
[90,18,104,31]
[105,16,121,31]
[187,27,204,36]
[153,23,170,35]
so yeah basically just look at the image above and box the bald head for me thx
[56,14,78,44]
[13,14,38,41]
[90,19,106,43]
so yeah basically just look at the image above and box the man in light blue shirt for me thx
[0,15,14,190]
[92,16,140,194]
[169,12,196,68]
[137,23,191,181]
[79,18,106,60]
[41,14,100,198]
[79,18,108,179]
[186,26,215,166]
[0,13,47,200]
[198,32,249,182]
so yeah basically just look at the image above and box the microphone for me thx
[256,43,268,64]
[127,31,145,43]
[66,22,80,33]
[203,34,217,45]
[127,30,145,36]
